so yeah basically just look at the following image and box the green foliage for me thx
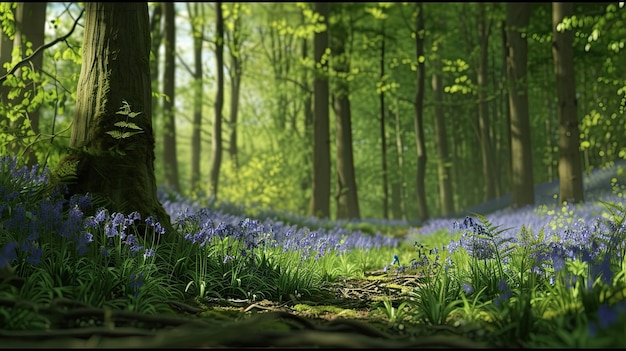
[219,151,305,215]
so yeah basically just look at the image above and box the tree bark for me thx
[162,2,180,193]
[413,2,429,221]
[209,1,225,199]
[227,3,242,170]
[379,21,389,220]
[309,2,331,219]
[477,2,497,201]
[506,2,535,208]
[432,55,454,217]
[66,2,172,236]
[552,2,584,204]
[332,3,360,220]
[188,2,204,192]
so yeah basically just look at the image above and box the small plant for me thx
[106,100,144,155]
[375,297,410,324]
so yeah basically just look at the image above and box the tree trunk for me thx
[209,1,225,199]
[66,2,172,235]
[432,56,454,217]
[309,2,331,219]
[391,100,406,220]
[552,2,584,204]
[227,3,242,169]
[379,22,389,220]
[477,2,497,201]
[332,4,360,220]
[188,2,204,192]
[300,7,314,205]
[413,2,429,221]
[162,2,180,193]
[8,2,46,166]
[149,3,162,144]
[506,2,534,208]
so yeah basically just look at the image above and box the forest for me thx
[1,2,623,221]
[1,2,626,348]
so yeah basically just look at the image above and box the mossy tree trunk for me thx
[66,2,173,236]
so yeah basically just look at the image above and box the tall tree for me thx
[310,2,331,218]
[209,1,225,199]
[379,21,389,219]
[149,3,162,147]
[65,2,172,235]
[431,42,454,217]
[225,3,244,169]
[391,101,406,220]
[476,2,498,201]
[331,3,360,220]
[413,2,429,221]
[162,2,180,193]
[552,2,584,204]
[7,2,46,165]
[187,2,204,192]
[505,2,534,208]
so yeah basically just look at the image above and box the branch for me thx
[0,8,85,85]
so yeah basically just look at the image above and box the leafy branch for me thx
[0,8,85,84]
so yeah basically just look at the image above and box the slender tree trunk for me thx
[391,99,406,220]
[477,2,497,201]
[162,2,180,193]
[227,3,242,169]
[210,1,225,199]
[552,2,584,204]
[331,4,359,220]
[188,2,204,192]
[432,55,454,217]
[309,2,331,219]
[506,2,534,208]
[149,3,162,140]
[413,2,429,221]
[66,2,172,235]
[8,3,46,166]
[379,22,389,219]
[300,6,314,210]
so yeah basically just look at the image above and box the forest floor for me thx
[3,271,491,348]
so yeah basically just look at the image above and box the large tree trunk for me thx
[506,3,535,208]
[66,2,172,235]
[209,1,225,199]
[188,2,204,192]
[162,2,180,193]
[309,2,331,219]
[552,2,584,204]
[413,2,429,221]
[332,4,360,220]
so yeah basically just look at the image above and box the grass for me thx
[1,155,626,348]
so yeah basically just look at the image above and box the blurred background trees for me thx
[1,2,625,222]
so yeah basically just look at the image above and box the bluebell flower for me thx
[462,282,473,294]
[144,247,155,259]
[95,208,108,224]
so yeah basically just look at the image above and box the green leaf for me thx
[113,121,142,130]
